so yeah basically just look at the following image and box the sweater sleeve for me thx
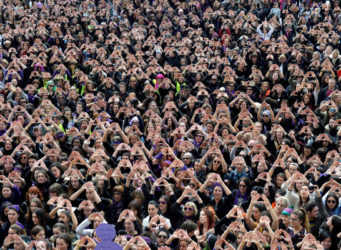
[75,218,93,237]
[286,190,299,210]
[316,196,328,221]
[11,185,21,204]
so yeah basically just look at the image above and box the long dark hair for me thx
[33,208,48,228]
[325,192,339,215]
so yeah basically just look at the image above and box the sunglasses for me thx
[159,201,166,204]
[239,184,246,187]
[213,160,219,163]
[327,200,336,204]
[183,158,190,160]
[158,235,168,239]
[196,135,203,137]
[184,207,193,211]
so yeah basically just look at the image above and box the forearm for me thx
[69,188,84,201]
[70,210,78,231]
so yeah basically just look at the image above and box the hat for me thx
[156,74,164,79]
[129,116,139,126]
[262,110,271,116]
[282,207,293,216]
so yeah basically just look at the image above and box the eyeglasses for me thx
[159,201,166,204]
[184,207,193,211]
[327,200,336,204]
[290,218,299,222]
[158,235,168,239]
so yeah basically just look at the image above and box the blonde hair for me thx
[183,202,198,216]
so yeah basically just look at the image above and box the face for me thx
[30,201,39,213]
[299,186,309,198]
[235,162,244,172]
[184,205,194,217]
[309,206,319,219]
[157,232,168,246]
[36,173,47,184]
[179,240,188,250]
[289,164,298,175]
[252,207,261,220]
[56,238,68,250]
[113,191,122,202]
[213,186,223,199]
[276,129,283,139]
[8,209,19,224]
[86,189,94,200]
[2,187,12,198]
[236,233,243,245]
[275,201,286,214]
[34,230,45,240]
[71,177,80,189]
[94,216,102,228]
[276,176,285,187]
[199,211,207,224]
[53,227,62,237]
[8,228,18,236]
[290,214,301,227]
[148,204,158,217]
[212,157,221,171]
[124,218,135,232]
[239,181,247,193]
[322,237,332,249]
[51,167,61,178]
[326,197,337,209]
[263,230,271,243]
[195,133,204,142]
[158,198,167,210]
[58,213,69,224]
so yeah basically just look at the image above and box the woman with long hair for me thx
[24,198,46,232]
[195,206,216,247]
[324,192,340,216]
[0,205,26,245]
[232,177,251,207]
[326,215,341,250]
[286,209,309,247]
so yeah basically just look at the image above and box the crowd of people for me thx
[0,0,341,249]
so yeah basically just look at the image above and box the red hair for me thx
[197,206,216,231]
[25,186,44,201]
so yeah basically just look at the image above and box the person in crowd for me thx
[0,0,340,249]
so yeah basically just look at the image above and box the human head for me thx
[31,225,46,241]
[182,202,198,217]
[55,233,72,250]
